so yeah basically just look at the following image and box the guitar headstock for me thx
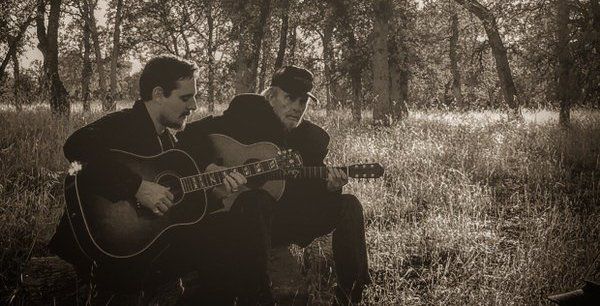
[347,163,384,179]
[276,149,303,172]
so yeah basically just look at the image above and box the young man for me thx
[178,66,371,304]
[49,55,247,304]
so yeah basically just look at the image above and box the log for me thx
[18,248,309,305]
[19,256,86,305]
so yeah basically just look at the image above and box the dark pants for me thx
[185,191,372,304]
[179,189,276,306]
[271,193,371,304]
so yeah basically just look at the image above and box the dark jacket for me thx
[177,94,335,205]
[50,101,178,271]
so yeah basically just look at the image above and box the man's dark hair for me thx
[139,55,199,102]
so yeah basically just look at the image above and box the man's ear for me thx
[265,87,277,101]
[152,86,164,101]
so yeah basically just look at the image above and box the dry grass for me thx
[1,102,599,305]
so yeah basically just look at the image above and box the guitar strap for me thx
[157,132,175,152]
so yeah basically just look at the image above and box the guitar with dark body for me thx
[64,147,301,264]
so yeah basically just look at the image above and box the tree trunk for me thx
[274,0,289,69]
[454,0,519,114]
[449,10,463,109]
[206,3,215,113]
[81,1,93,114]
[333,0,363,121]
[234,0,271,94]
[331,0,362,121]
[372,0,392,125]
[388,34,409,120]
[257,0,273,92]
[235,21,251,94]
[591,0,599,55]
[557,0,572,126]
[0,16,34,85]
[84,0,107,104]
[106,0,123,111]
[12,47,22,111]
[37,0,70,116]
[288,25,297,66]
[322,10,335,113]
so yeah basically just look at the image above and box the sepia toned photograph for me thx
[1,0,599,305]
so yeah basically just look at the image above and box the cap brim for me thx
[548,289,585,303]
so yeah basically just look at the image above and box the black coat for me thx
[50,101,182,270]
[177,94,336,205]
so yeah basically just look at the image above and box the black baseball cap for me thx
[271,66,317,101]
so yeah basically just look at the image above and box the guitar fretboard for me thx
[262,166,348,180]
[179,159,281,193]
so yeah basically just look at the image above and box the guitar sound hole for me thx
[156,173,184,203]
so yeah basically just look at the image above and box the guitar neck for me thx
[263,166,347,180]
[179,159,281,193]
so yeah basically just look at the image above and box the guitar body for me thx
[65,149,207,263]
[208,134,285,212]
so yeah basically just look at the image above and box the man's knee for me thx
[233,189,275,215]
[339,194,363,218]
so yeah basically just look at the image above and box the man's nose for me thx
[188,97,197,111]
[290,99,303,110]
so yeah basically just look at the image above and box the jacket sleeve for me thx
[64,116,142,201]
[293,122,342,197]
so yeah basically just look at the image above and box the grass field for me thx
[1,102,599,305]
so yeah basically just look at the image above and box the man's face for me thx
[158,78,197,131]
[269,87,309,131]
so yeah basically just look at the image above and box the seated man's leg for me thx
[271,193,370,304]
[331,194,371,304]
[225,189,276,305]
[169,190,275,305]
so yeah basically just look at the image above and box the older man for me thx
[178,66,371,305]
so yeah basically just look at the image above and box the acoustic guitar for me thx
[208,134,385,213]
[64,147,301,263]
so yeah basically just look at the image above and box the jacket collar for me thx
[132,100,173,136]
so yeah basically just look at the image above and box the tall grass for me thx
[1,103,598,305]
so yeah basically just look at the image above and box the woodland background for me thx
[1,0,599,304]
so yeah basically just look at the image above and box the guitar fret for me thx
[194,176,203,189]
[255,163,263,174]
[191,176,198,190]
[182,177,189,192]
[241,165,251,176]
[180,178,186,193]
